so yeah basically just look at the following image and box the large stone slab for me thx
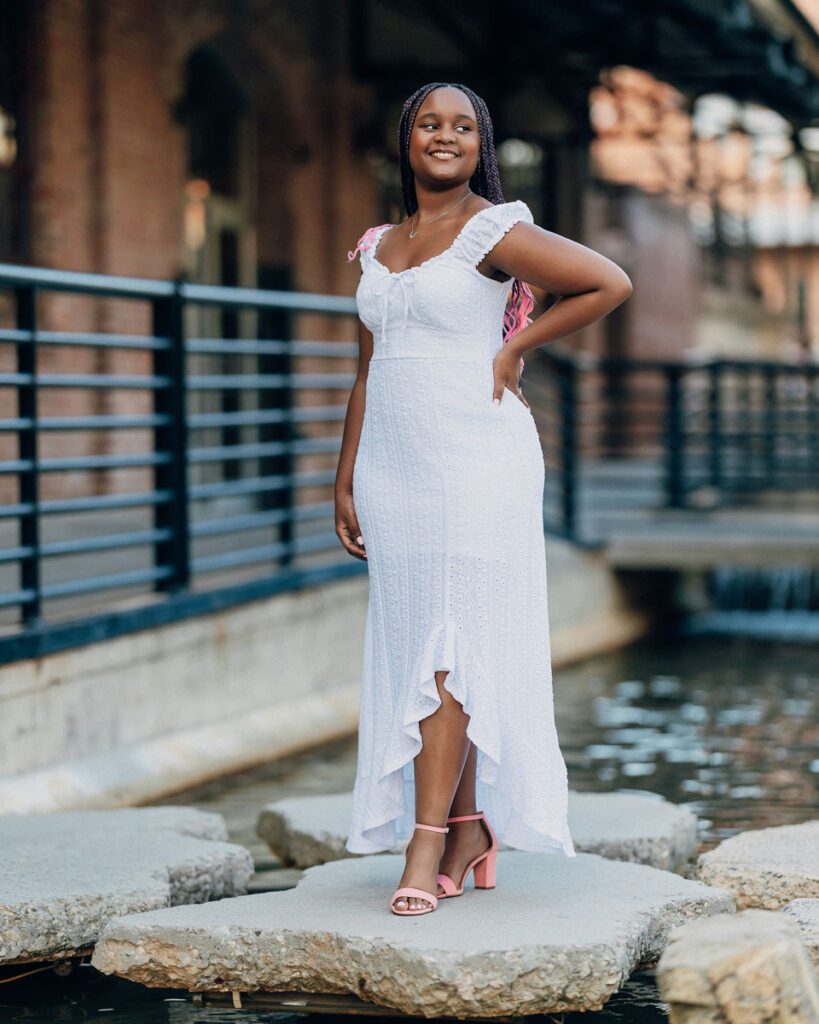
[656,908,819,1024]
[0,807,254,965]
[92,850,732,1017]
[782,900,819,971]
[257,788,698,873]
[696,821,819,910]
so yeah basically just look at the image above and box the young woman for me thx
[335,81,632,916]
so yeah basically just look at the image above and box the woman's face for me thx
[408,86,480,190]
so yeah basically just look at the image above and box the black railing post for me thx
[666,365,685,508]
[152,277,190,594]
[708,361,723,499]
[15,285,42,625]
[559,358,578,540]
[764,366,777,486]
[257,265,294,569]
[811,366,819,481]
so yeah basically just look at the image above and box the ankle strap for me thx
[414,822,449,833]
[447,812,484,822]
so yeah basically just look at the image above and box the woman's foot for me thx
[393,827,447,912]
[437,815,492,895]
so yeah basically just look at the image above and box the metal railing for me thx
[1,261,817,660]
[532,351,819,544]
[0,263,360,661]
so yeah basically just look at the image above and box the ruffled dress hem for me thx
[344,618,577,858]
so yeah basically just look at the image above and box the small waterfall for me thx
[709,566,819,612]
[685,566,819,639]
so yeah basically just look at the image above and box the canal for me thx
[3,633,817,1024]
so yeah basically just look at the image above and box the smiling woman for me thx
[335,81,633,917]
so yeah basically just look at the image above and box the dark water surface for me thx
[3,634,817,1024]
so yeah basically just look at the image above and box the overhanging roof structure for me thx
[351,0,819,126]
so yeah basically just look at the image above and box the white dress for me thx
[346,200,576,858]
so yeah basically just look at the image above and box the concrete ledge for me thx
[0,807,254,966]
[0,683,360,814]
[91,851,733,1017]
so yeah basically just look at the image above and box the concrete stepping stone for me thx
[696,820,819,910]
[0,807,254,966]
[782,899,819,971]
[91,850,732,1017]
[256,788,698,872]
[656,908,819,1023]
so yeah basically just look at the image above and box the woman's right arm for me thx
[334,319,373,561]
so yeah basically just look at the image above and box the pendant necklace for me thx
[409,190,472,239]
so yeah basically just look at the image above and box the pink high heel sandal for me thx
[436,811,497,898]
[390,822,450,916]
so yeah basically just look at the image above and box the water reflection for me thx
[556,634,819,850]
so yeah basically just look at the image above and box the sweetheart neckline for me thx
[370,201,520,277]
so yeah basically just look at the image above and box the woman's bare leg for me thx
[393,669,471,911]
[436,741,492,895]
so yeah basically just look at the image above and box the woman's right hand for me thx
[335,492,367,561]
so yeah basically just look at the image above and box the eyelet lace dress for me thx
[346,200,576,857]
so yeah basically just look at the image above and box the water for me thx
[2,634,817,1024]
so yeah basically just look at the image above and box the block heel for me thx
[436,811,498,898]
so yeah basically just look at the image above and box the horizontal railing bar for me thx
[187,372,356,390]
[180,281,357,315]
[9,452,172,474]
[192,508,288,537]
[40,528,172,558]
[1,329,172,351]
[190,437,342,463]
[0,262,175,297]
[0,414,172,431]
[0,587,37,609]
[190,498,335,539]
[189,468,336,501]
[0,489,172,520]
[187,406,347,428]
[41,564,174,599]
[192,541,289,572]
[38,490,173,514]
[0,264,360,314]
[34,372,171,387]
[187,338,358,357]
[0,546,32,564]
[100,412,175,429]
[192,529,339,574]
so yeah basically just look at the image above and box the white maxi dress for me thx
[346,200,576,858]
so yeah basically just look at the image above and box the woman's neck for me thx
[412,182,473,220]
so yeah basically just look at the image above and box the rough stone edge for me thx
[656,908,819,1018]
[91,882,734,1016]
[1,816,254,965]
[782,898,819,971]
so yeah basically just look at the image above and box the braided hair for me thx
[397,81,535,352]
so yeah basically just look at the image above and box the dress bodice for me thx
[353,200,534,362]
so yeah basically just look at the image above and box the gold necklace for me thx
[409,190,472,239]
